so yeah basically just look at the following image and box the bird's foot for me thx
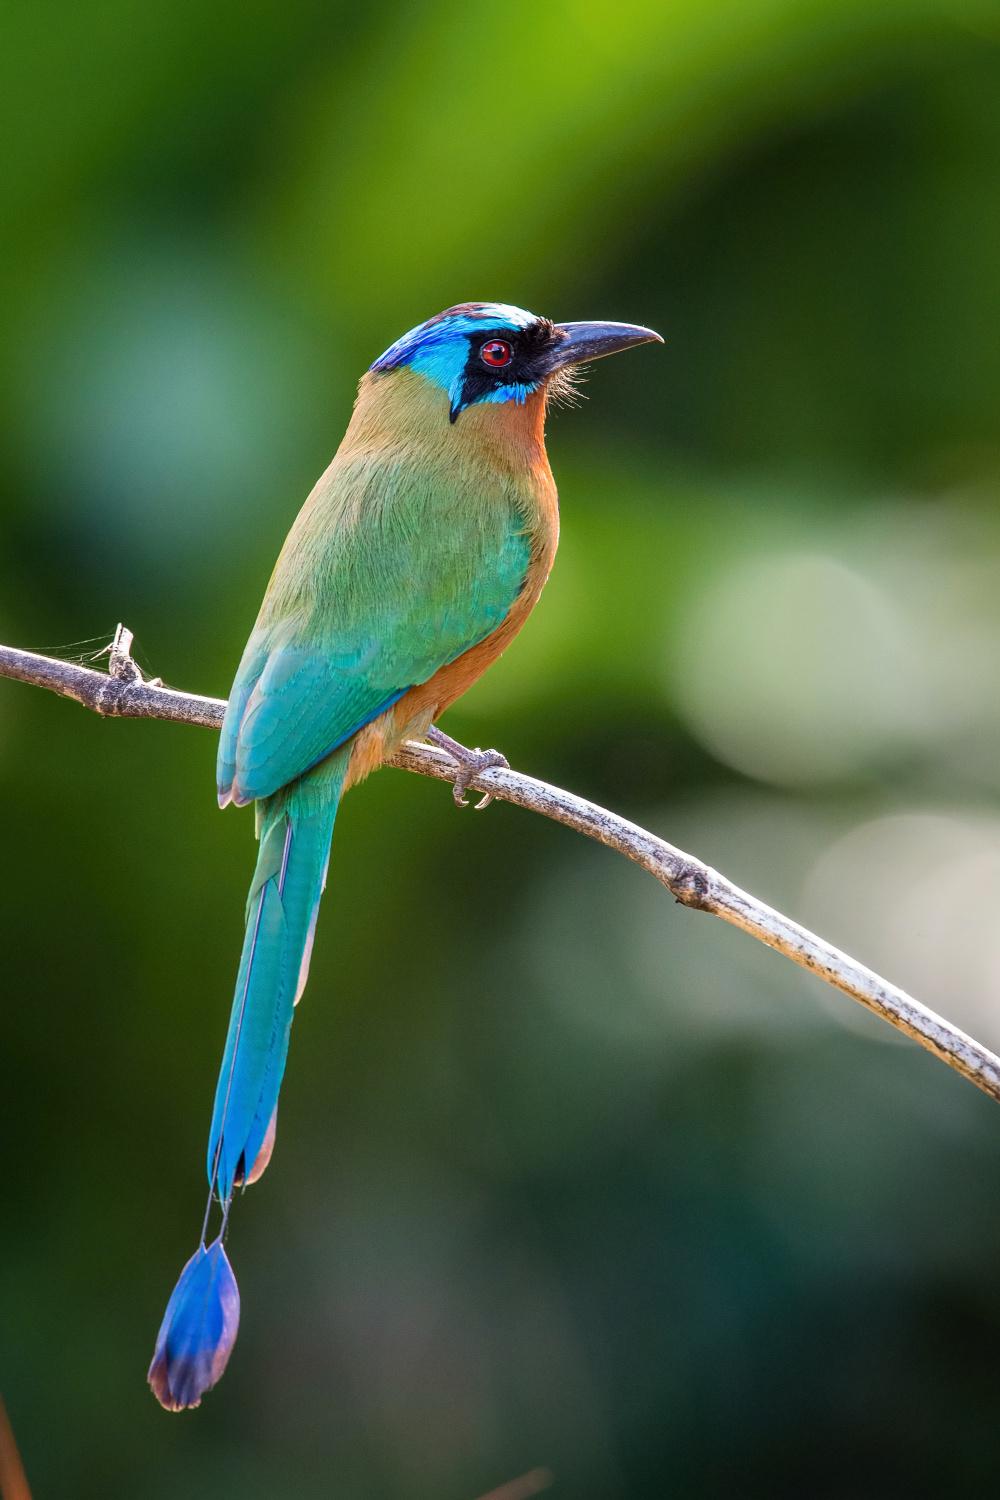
[427,726,509,809]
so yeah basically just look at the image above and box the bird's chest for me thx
[443,395,560,576]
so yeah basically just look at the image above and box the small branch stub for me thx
[106,624,143,685]
[2,627,1000,1109]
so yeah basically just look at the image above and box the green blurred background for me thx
[7,1,1000,1494]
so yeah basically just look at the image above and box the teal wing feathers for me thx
[218,470,533,805]
[217,637,408,806]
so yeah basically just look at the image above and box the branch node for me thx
[673,867,714,910]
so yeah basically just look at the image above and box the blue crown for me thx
[370,302,544,420]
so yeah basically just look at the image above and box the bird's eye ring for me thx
[481,339,512,368]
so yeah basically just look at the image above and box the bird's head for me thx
[370,302,661,424]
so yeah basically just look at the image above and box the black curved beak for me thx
[545,319,663,371]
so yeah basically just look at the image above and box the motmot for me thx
[148,301,661,1410]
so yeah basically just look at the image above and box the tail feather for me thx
[207,748,349,1201]
[240,1104,278,1186]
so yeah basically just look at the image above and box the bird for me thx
[148,301,661,1410]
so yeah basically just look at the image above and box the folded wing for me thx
[218,478,534,806]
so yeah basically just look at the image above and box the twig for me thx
[3,628,1000,1107]
[0,1393,32,1500]
[0,637,223,729]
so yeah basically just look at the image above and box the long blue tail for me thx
[207,747,350,1202]
[150,747,349,1409]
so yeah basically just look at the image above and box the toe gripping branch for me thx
[426,726,509,809]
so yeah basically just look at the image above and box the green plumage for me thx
[209,370,535,1199]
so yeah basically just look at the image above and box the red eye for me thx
[481,339,512,368]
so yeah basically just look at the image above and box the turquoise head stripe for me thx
[370,302,543,416]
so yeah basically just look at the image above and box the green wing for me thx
[218,460,532,805]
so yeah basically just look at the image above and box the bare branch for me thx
[3,629,1000,1107]
[0,638,225,729]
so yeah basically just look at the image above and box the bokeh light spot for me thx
[671,550,928,785]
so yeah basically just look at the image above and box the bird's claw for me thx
[426,726,509,809]
[452,747,509,810]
